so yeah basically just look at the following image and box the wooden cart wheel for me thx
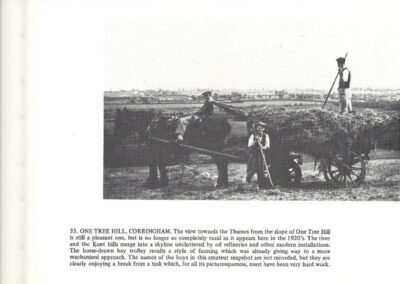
[324,151,366,187]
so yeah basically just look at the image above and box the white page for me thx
[8,0,399,283]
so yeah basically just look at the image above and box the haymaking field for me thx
[104,101,400,201]
[104,157,399,201]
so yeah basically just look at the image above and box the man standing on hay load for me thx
[337,56,352,113]
[246,122,271,190]
[175,91,214,142]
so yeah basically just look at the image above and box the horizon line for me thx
[105,87,400,92]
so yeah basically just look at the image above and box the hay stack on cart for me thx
[249,106,399,187]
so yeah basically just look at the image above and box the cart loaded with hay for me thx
[216,102,399,187]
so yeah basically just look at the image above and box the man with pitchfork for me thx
[246,122,272,190]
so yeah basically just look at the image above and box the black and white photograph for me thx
[103,12,399,200]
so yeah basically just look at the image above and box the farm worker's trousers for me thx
[339,88,352,113]
[246,150,269,189]
[246,169,267,189]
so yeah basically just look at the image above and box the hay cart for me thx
[315,114,398,188]
[214,102,373,188]
[269,132,370,188]
[318,115,399,187]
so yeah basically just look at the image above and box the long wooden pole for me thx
[256,138,274,187]
[322,52,348,109]
[213,101,249,120]
[149,137,245,162]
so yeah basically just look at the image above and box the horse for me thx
[113,108,232,188]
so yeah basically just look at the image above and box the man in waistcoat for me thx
[246,122,271,190]
[337,57,352,113]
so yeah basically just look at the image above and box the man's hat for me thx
[255,122,266,128]
[201,91,212,97]
[336,57,346,64]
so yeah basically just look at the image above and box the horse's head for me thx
[145,113,175,139]
[113,108,157,141]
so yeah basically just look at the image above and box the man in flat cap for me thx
[175,91,214,142]
[336,57,352,113]
[246,122,271,190]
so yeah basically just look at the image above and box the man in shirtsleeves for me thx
[175,91,214,142]
[246,122,270,190]
[337,57,352,113]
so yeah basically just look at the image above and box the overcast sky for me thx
[104,0,400,90]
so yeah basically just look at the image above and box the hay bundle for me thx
[250,106,399,156]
